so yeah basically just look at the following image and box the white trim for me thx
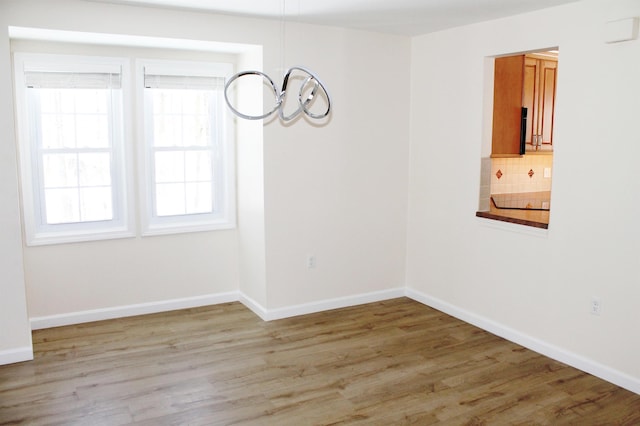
[405,287,640,396]
[30,291,239,330]
[25,228,136,247]
[0,346,34,365]
[240,288,406,322]
[29,288,407,326]
[238,292,269,321]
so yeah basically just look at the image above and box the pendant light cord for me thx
[280,0,286,76]
[223,0,332,122]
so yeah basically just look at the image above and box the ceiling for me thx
[94,0,580,36]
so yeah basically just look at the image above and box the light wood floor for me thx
[1,298,639,425]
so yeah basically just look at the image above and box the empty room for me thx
[1,0,640,423]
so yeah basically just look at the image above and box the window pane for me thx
[185,182,212,214]
[74,89,108,114]
[155,151,184,183]
[76,114,109,148]
[181,91,208,115]
[156,183,185,216]
[183,115,210,147]
[43,154,78,188]
[184,151,212,182]
[151,89,214,147]
[39,89,75,114]
[78,153,112,186]
[152,90,182,115]
[45,188,80,224]
[41,114,76,149]
[39,86,116,226]
[80,186,113,221]
[153,115,182,147]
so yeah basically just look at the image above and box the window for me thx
[138,60,235,235]
[13,53,236,245]
[14,53,132,245]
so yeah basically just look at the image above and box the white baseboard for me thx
[25,285,640,395]
[238,292,269,321]
[28,288,405,329]
[0,346,34,365]
[405,287,640,396]
[30,291,240,330]
[240,288,406,322]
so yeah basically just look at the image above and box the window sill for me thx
[26,228,136,247]
[141,221,236,237]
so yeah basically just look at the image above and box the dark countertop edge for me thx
[475,211,549,229]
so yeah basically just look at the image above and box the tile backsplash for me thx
[490,155,553,194]
[478,155,553,211]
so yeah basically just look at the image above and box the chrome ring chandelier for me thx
[224,66,331,121]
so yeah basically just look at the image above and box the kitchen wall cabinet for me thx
[491,52,557,157]
[523,54,557,152]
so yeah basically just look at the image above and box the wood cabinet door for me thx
[491,55,525,156]
[538,59,557,146]
[523,56,557,150]
[522,57,538,147]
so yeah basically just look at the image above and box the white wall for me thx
[23,233,239,318]
[0,11,32,364]
[236,44,268,309]
[262,24,411,310]
[0,0,410,356]
[407,0,640,392]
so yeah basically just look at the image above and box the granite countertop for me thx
[476,191,551,229]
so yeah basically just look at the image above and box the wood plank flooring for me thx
[1,298,639,425]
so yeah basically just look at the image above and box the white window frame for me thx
[13,53,134,246]
[136,59,236,236]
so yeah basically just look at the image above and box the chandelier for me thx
[224,66,331,121]
[222,0,331,122]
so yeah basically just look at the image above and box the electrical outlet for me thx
[544,168,552,178]
[306,255,316,269]
[591,297,601,315]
